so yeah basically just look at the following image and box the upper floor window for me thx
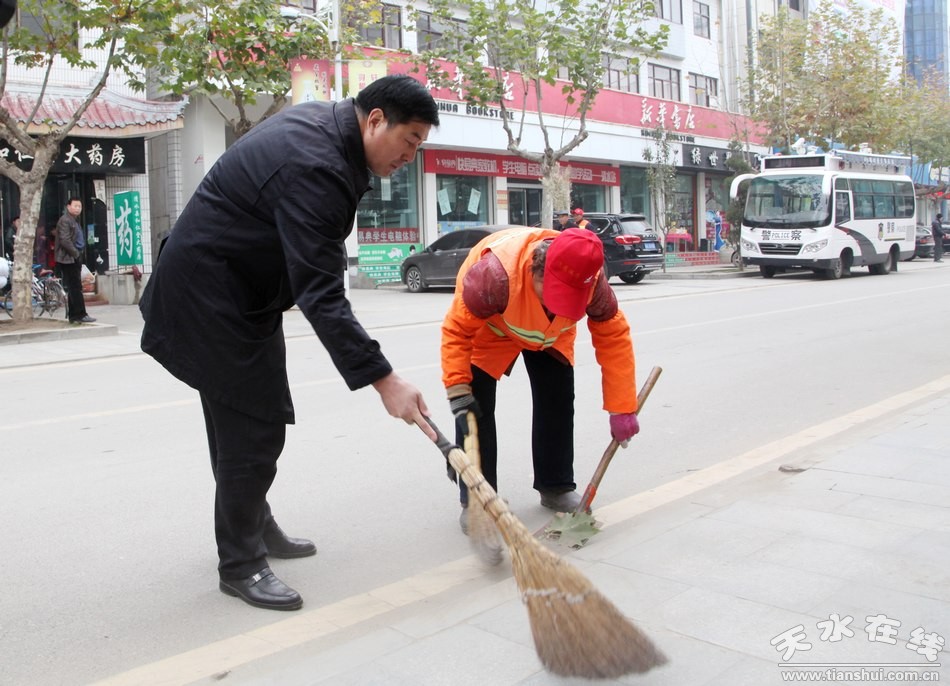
[654,0,682,24]
[17,5,78,46]
[603,55,638,93]
[415,12,466,52]
[355,3,402,49]
[281,0,317,13]
[649,64,681,101]
[688,73,718,106]
[693,1,710,38]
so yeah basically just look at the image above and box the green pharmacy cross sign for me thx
[114,190,142,266]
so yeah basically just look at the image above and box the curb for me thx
[0,322,118,345]
[650,269,760,280]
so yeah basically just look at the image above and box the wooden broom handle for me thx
[575,366,662,515]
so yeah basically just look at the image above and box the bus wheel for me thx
[824,259,844,280]
[760,265,776,279]
[870,251,895,275]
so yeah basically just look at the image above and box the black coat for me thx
[140,100,392,423]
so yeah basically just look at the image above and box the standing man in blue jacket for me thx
[140,75,439,611]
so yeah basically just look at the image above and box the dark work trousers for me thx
[200,393,286,580]
[59,261,87,321]
[457,350,576,506]
[935,236,944,261]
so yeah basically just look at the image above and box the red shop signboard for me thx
[423,149,620,186]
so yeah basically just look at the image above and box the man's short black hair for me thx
[938,213,943,220]
[67,196,82,205]
[355,74,439,128]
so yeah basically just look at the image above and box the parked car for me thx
[400,224,517,292]
[579,213,664,284]
[908,225,934,260]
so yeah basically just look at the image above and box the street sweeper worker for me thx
[441,227,640,533]
[139,75,440,613]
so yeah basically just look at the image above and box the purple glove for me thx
[610,412,640,447]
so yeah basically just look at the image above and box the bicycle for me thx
[3,264,67,318]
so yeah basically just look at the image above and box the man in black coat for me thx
[140,75,440,611]
[932,213,945,263]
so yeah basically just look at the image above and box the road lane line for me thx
[91,374,950,686]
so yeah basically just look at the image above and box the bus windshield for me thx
[744,174,831,229]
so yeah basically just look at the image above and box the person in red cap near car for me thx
[573,207,591,230]
[441,227,640,530]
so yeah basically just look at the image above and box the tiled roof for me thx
[1,85,188,137]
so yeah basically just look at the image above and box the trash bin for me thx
[699,238,709,251]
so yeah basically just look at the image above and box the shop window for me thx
[357,159,420,234]
[620,167,650,216]
[570,185,606,214]
[436,175,490,233]
[672,173,695,234]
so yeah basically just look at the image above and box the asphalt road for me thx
[2,261,949,685]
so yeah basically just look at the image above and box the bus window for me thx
[835,192,851,223]
[874,195,895,217]
[855,195,874,219]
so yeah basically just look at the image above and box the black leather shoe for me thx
[219,567,302,611]
[70,315,96,323]
[263,519,317,559]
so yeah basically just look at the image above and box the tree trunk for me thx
[540,161,571,229]
[9,183,45,323]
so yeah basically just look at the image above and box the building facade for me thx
[0,31,185,294]
[170,0,769,285]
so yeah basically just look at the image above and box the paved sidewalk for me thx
[94,376,950,686]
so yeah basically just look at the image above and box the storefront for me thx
[354,158,423,284]
[681,143,734,251]
[423,148,619,231]
[0,135,147,274]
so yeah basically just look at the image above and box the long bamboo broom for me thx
[463,412,504,566]
[425,418,668,679]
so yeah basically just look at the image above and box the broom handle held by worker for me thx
[424,416,459,458]
[576,366,663,515]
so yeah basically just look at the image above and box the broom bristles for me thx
[450,446,667,678]
[464,413,504,566]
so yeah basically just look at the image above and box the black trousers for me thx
[935,238,944,261]
[200,393,285,580]
[457,350,575,506]
[59,261,87,321]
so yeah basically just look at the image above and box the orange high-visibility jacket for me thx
[441,227,638,413]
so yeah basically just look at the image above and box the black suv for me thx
[581,213,664,283]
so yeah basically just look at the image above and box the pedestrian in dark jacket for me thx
[54,197,95,323]
[932,214,944,263]
[139,75,440,612]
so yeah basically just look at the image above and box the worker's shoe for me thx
[539,489,582,512]
[459,505,468,536]
[262,519,317,559]
[219,567,302,611]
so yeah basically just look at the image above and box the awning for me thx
[2,84,188,138]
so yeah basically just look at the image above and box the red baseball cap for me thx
[572,208,584,215]
[543,228,604,320]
